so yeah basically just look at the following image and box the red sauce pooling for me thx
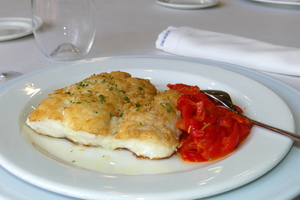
[168,83,252,162]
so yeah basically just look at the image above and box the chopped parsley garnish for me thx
[160,102,172,113]
[135,103,141,108]
[78,82,89,88]
[160,103,166,107]
[98,94,106,102]
[167,107,173,113]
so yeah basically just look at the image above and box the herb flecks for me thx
[135,103,141,108]
[160,103,166,107]
[98,94,106,102]
[167,107,173,113]
[160,102,173,113]
[78,82,90,88]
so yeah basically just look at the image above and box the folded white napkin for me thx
[156,26,300,76]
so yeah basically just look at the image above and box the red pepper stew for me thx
[168,83,252,162]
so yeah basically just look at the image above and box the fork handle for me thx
[248,118,300,142]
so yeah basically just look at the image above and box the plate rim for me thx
[251,0,300,5]
[0,56,295,199]
[155,0,220,9]
[0,17,33,42]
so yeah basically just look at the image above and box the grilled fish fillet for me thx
[26,71,182,159]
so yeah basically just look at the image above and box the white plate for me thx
[156,0,220,9]
[0,18,32,42]
[0,57,294,199]
[251,0,300,6]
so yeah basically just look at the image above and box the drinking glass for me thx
[31,0,96,61]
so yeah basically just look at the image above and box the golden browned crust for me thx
[116,90,182,149]
[27,71,182,159]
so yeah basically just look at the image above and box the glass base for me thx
[0,71,23,83]
[49,43,82,61]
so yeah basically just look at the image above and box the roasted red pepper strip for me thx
[168,83,252,162]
